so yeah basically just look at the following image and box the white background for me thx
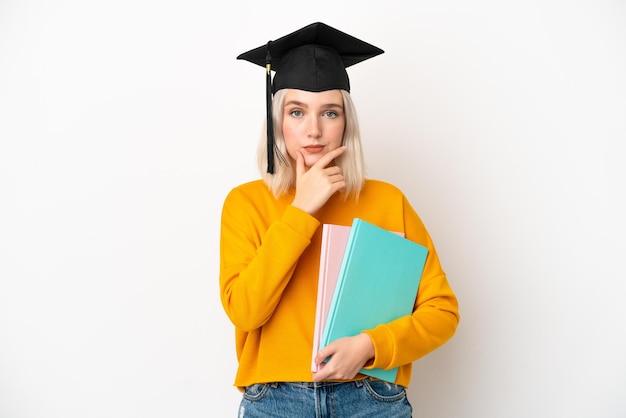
[1,0,625,417]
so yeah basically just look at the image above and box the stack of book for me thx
[311,218,428,382]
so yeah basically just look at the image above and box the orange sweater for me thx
[219,179,459,389]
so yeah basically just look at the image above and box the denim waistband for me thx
[267,380,367,389]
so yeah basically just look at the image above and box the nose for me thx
[308,117,322,138]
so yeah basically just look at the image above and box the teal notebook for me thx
[319,218,428,382]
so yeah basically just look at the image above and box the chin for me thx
[304,156,322,167]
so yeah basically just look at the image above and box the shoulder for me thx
[225,179,270,199]
[222,180,274,208]
[362,179,405,197]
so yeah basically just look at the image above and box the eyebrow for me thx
[284,100,344,109]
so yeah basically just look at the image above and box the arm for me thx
[220,147,348,332]
[313,194,459,380]
[311,271,457,381]
[220,192,319,331]
[363,195,460,370]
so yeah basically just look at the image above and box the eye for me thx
[323,110,338,118]
[289,109,303,117]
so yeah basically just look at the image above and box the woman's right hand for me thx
[291,146,347,215]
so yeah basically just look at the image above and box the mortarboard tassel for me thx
[265,41,275,174]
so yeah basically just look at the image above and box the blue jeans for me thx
[238,379,412,417]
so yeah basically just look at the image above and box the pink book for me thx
[311,224,352,372]
[311,223,405,372]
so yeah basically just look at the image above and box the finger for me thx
[323,166,342,176]
[312,355,336,382]
[329,177,346,188]
[315,344,335,365]
[312,354,345,382]
[312,368,329,382]
[313,146,347,169]
[295,151,306,178]
[327,170,346,186]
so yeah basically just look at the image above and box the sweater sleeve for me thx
[219,187,320,332]
[363,195,460,371]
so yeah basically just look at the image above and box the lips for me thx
[304,145,324,153]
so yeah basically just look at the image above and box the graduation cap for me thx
[237,22,384,174]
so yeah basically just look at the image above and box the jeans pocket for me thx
[362,379,407,403]
[242,383,271,402]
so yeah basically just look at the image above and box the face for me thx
[281,89,346,168]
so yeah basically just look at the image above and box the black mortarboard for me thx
[237,22,384,173]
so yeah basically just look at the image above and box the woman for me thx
[220,22,460,417]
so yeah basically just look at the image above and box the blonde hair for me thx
[257,89,365,199]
